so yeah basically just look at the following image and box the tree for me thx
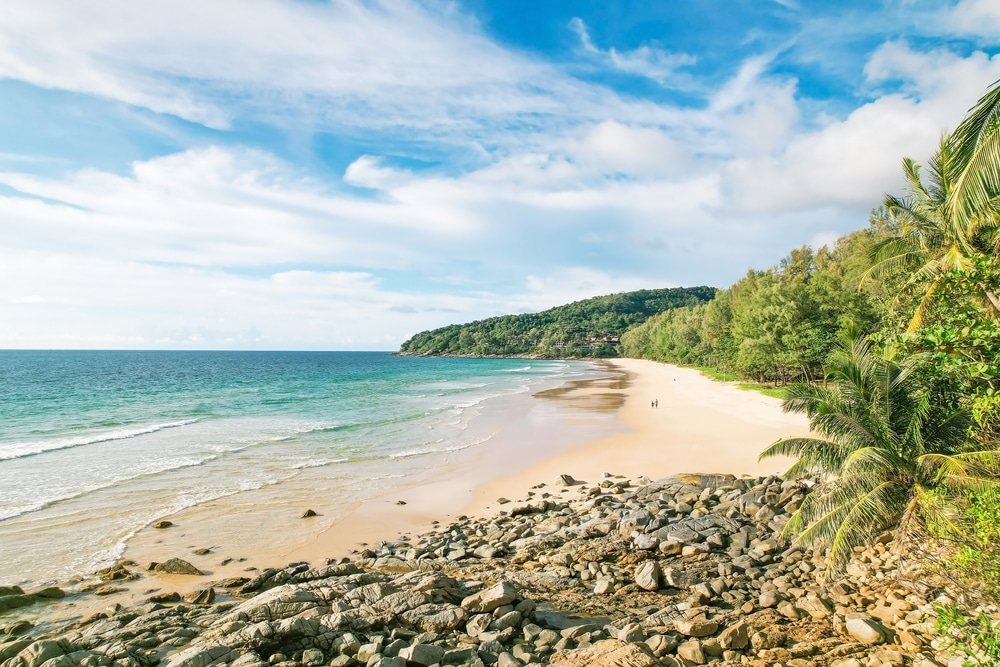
[759,330,998,575]
[869,136,1000,332]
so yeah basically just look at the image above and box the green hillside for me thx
[398,286,716,358]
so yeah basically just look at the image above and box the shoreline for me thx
[3,358,811,628]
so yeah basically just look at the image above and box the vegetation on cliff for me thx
[398,286,716,358]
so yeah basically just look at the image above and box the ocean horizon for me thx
[0,350,604,587]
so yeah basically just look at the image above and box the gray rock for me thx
[634,560,660,591]
[401,603,469,633]
[301,648,325,666]
[16,640,67,667]
[398,644,445,666]
[462,582,519,613]
[153,558,204,575]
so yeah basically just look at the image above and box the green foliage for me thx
[925,487,1000,606]
[934,603,1000,666]
[398,287,716,358]
[758,330,997,575]
[620,234,881,386]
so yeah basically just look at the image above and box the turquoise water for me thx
[0,351,598,585]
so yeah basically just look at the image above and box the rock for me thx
[93,585,125,596]
[673,617,717,638]
[153,520,174,529]
[718,621,748,650]
[30,587,65,599]
[845,614,887,645]
[302,509,317,518]
[554,474,578,486]
[148,591,182,603]
[677,638,706,665]
[184,587,216,604]
[467,613,493,637]
[16,640,67,667]
[497,653,523,667]
[634,560,661,591]
[758,590,782,608]
[796,593,833,618]
[300,648,325,666]
[462,582,519,613]
[549,639,661,666]
[400,603,469,633]
[661,566,696,588]
[593,578,614,595]
[750,628,786,651]
[153,558,204,575]
[616,623,646,643]
[831,659,863,667]
[398,644,445,665]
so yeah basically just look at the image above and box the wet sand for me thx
[109,358,808,605]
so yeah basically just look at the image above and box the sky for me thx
[2,0,1000,350]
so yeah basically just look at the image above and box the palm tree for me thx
[759,330,999,575]
[867,135,1000,332]
[948,78,1000,252]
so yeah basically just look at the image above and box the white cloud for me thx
[718,43,1000,215]
[0,0,675,148]
[941,0,1000,39]
[569,17,696,85]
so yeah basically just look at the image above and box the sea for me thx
[0,350,604,587]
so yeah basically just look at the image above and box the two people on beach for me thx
[651,399,658,408]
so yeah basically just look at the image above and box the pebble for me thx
[0,472,962,667]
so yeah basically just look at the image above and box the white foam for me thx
[0,419,199,462]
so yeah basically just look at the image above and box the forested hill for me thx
[397,286,717,358]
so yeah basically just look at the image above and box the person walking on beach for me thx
[655,399,659,408]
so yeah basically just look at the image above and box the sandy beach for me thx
[118,358,810,600]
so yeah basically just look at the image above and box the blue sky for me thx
[1,0,999,349]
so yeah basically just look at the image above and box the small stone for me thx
[554,474,578,486]
[93,586,125,596]
[396,500,407,505]
[302,509,317,518]
[153,520,173,529]
[193,548,211,555]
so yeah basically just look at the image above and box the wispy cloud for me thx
[569,17,696,85]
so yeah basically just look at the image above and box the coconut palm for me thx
[759,330,1000,575]
[867,135,1000,332]
[948,78,1000,248]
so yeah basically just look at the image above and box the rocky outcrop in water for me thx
[0,473,977,667]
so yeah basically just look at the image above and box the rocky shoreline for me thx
[0,472,974,667]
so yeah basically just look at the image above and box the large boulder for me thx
[461,582,518,613]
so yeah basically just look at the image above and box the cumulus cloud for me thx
[718,43,1000,215]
